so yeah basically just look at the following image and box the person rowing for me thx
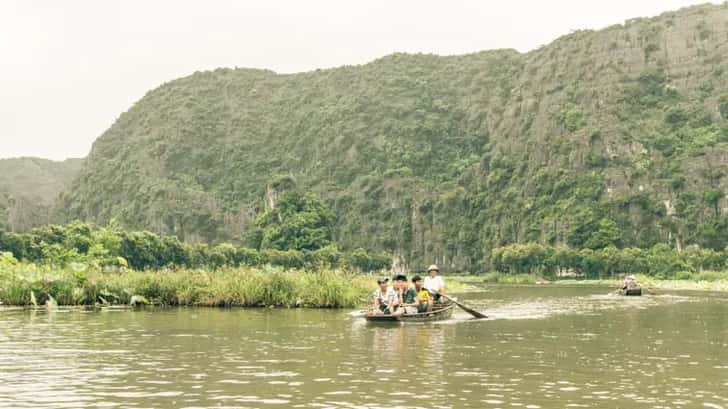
[423,264,445,302]
[622,274,638,290]
[423,266,488,318]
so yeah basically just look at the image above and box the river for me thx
[1,285,727,408]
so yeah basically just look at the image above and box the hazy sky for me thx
[0,0,721,160]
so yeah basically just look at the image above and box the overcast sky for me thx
[0,0,721,160]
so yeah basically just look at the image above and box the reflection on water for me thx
[1,286,727,408]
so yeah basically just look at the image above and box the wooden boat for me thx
[365,301,455,323]
[620,287,642,296]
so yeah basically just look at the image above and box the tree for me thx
[697,217,728,251]
[617,247,648,273]
[703,190,722,217]
[578,248,606,278]
[256,192,334,251]
[647,243,689,277]
[0,231,28,260]
[584,218,623,250]
[118,231,166,270]
[552,246,581,275]
[568,209,622,250]
[345,248,390,272]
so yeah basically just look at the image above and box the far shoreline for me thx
[448,274,728,293]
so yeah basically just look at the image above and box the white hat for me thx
[427,264,439,272]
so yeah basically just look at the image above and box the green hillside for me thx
[0,158,83,232]
[60,3,728,271]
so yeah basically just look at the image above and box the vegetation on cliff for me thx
[1,4,724,272]
[0,158,83,232]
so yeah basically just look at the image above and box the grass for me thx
[0,261,480,308]
[6,264,726,309]
[0,263,374,308]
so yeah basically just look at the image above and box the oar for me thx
[348,309,367,317]
[431,291,487,319]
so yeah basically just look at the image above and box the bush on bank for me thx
[491,243,728,279]
[5,223,728,282]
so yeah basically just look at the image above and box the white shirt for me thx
[424,275,445,292]
[373,287,396,306]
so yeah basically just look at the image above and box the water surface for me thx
[1,285,727,408]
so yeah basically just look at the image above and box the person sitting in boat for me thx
[622,274,638,290]
[424,264,445,302]
[371,277,396,315]
[392,274,406,308]
[392,274,418,315]
[413,275,433,313]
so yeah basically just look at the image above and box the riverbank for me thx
[0,265,373,308]
[448,272,728,292]
[5,263,728,309]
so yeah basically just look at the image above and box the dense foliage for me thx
[0,4,720,272]
[253,191,335,251]
[0,222,390,272]
[492,242,728,279]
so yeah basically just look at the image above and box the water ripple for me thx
[0,288,726,408]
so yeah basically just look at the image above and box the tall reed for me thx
[0,264,374,308]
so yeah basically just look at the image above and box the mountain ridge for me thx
[5,3,728,271]
[0,157,84,232]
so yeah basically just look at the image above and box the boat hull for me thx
[621,287,642,296]
[365,302,455,323]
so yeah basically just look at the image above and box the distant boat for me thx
[620,287,642,296]
[365,300,455,323]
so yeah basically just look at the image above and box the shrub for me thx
[0,251,18,265]
[345,248,390,272]
[665,107,689,128]
[558,105,587,132]
[264,249,305,269]
[235,247,264,266]
[312,245,343,268]
[674,270,695,280]
[694,270,728,282]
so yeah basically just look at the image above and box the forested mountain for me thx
[59,3,728,271]
[0,158,83,232]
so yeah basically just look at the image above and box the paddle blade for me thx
[456,302,488,319]
[440,294,487,319]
